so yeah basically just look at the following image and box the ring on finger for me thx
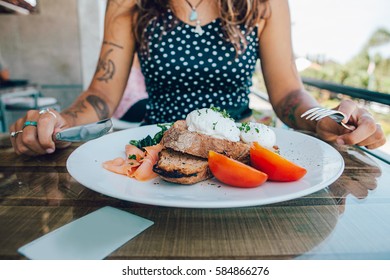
[10,130,23,138]
[23,121,38,129]
[39,108,57,119]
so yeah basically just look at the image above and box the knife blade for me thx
[55,119,113,142]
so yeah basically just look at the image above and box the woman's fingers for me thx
[8,122,19,154]
[336,107,386,149]
[316,100,386,150]
[9,109,66,156]
[20,125,47,155]
[12,110,46,155]
[316,117,345,142]
[354,124,386,149]
[37,109,59,153]
[336,99,357,124]
[337,112,375,143]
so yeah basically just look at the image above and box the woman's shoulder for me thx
[105,0,138,19]
[257,0,291,35]
[258,0,290,21]
[107,0,137,9]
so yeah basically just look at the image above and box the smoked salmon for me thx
[102,143,163,181]
[131,144,163,181]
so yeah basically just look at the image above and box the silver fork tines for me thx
[301,107,354,131]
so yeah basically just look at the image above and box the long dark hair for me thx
[130,0,270,54]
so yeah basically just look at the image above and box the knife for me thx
[55,119,113,142]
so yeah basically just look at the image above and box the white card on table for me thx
[18,206,153,260]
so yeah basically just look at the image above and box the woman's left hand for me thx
[316,100,386,149]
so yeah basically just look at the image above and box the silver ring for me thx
[10,130,23,138]
[39,108,57,119]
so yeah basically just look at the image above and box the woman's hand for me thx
[316,100,386,149]
[9,108,71,156]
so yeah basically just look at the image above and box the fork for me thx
[301,107,355,131]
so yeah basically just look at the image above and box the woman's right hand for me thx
[9,108,71,156]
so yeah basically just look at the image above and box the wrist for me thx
[275,89,319,131]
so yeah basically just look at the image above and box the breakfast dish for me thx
[66,121,344,208]
[103,107,282,186]
[154,119,250,184]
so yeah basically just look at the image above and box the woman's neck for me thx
[169,0,219,26]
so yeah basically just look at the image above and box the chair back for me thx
[0,85,60,132]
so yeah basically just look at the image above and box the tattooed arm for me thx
[9,0,138,156]
[257,0,385,149]
[273,89,318,131]
[62,0,137,127]
[258,0,318,132]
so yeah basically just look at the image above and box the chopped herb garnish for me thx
[213,121,218,130]
[129,123,172,150]
[239,122,251,133]
[210,106,231,119]
[255,127,260,133]
[128,154,137,160]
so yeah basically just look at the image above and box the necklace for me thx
[184,0,205,35]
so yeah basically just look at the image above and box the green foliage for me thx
[252,28,390,138]
[365,28,390,48]
[129,123,171,149]
[301,28,390,94]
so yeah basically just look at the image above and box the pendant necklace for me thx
[184,0,205,35]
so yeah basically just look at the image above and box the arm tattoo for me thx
[95,41,124,83]
[96,49,116,83]
[86,95,109,120]
[63,95,109,121]
[276,57,305,128]
[63,100,87,120]
[103,40,124,49]
[277,90,303,129]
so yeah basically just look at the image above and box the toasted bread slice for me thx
[153,148,212,184]
[161,120,250,163]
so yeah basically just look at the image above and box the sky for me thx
[289,0,390,63]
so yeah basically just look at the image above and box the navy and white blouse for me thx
[138,9,259,124]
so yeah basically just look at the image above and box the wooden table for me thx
[0,132,389,260]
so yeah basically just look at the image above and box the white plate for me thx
[67,125,344,208]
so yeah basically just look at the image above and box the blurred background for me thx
[0,0,389,157]
[256,0,390,158]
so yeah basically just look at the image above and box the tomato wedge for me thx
[250,142,307,182]
[208,150,268,188]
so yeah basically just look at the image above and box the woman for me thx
[9,0,386,155]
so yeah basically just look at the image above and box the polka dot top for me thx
[138,9,259,124]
